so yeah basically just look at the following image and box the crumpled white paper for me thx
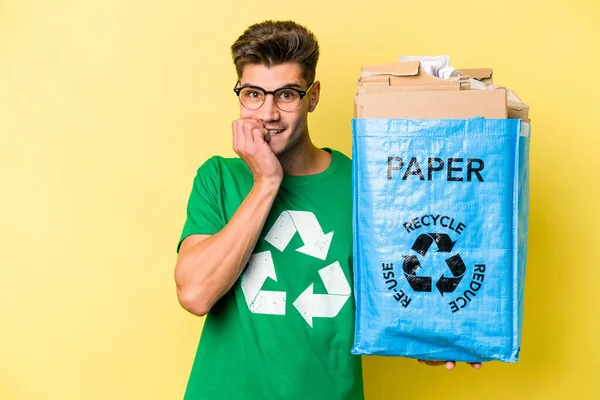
[398,55,488,90]
[398,55,456,79]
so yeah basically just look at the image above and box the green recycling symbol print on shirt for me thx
[240,210,351,327]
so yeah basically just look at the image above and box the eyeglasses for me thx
[233,81,315,112]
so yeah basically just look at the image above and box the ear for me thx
[308,81,321,113]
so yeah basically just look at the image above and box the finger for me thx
[252,127,268,144]
[249,128,261,150]
[232,120,238,151]
[251,127,264,140]
[469,362,483,369]
[260,126,270,143]
[445,361,456,370]
[235,120,246,153]
[423,360,445,366]
[240,118,263,131]
[251,118,265,130]
[243,122,256,144]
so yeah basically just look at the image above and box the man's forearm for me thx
[175,181,279,316]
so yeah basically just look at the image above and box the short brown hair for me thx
[231,20,320,85]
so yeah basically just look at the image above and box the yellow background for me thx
[1,0,598,399]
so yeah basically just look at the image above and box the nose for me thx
[257,94,280,123]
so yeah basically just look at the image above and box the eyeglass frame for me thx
[233,81,315,111]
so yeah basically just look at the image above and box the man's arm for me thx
[175,181,279,316]
[174,119,282,316]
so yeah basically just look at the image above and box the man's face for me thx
[237,62,319,156]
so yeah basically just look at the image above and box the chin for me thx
[268,135,290,156]
[270,144,287,157]
[269,129,303,157]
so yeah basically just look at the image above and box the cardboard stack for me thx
[354,60,529,121]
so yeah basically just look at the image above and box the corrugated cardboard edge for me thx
[360,61,420,77]
[459,68,493,84]
[360,61,464,88]
[509,101,531,123]
[489,84,530,122]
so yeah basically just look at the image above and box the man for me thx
[175,20,479,400]
[175,20,361,399]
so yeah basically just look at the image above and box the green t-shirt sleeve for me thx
[177,157,225,253]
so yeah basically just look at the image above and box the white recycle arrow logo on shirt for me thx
[240,210,351,326]
[264,210,334,260]
[241,251,286,315]
[292,261,351,327]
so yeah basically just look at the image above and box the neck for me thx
[277,133,331,176]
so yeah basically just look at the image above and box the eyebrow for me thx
[240,82,304,90]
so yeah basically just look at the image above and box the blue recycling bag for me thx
[351,118,530,362]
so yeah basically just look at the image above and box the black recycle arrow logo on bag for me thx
[402,233,466,296]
